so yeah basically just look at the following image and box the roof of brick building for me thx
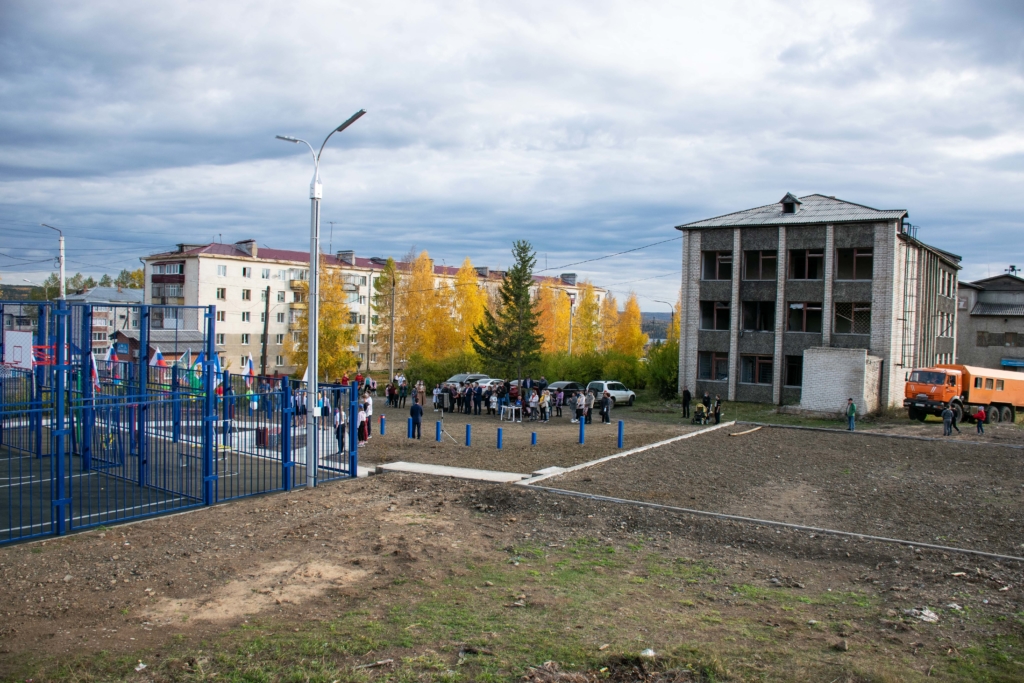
[676,193,908,229]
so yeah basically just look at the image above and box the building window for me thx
[371,315,379,326]
[700,301,730,330]
[359,314,367,325]
[217,265,227,277]
[216,288,226,300]
[260,312,266,323]
[835,248,873,280]
[740,355,773,384]
[277,291,285,302]
[153,263,183,275]
[996,380,1005,391]
[151,284,163,297]
[985,378,994,389]
[785,355,803,386]
[787,302,822,333]
[241,312,250,322]
[242,267,252,278]
[276,312,285,323]
[261,268,270,279]
[349,312,358,324]
[741,301,775,331]
[275,355,284,366]
[292,331,300,342]
[701,251,732,280]
[260,289,268,302]
[275,334,284,344]
[216,311,225,322]
[241,333,250,345]
[834,302,871,335]
[789,249,824,280]
[91,332,107,342]
[371,353,378,363]
[359,333,366,344]
[277,269,287,280]
[743,250,777,281]
[293,292,302,303]
[976,331,1019,348]
[938,312,955,338]
[697,352,729,381]
[358,295,367,305]
[215,333,225,345]
[242,289,251,301]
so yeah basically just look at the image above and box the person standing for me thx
[357,404,368,446]
[364,393,373,439]
[555,389,564,418]
[601,391,612,424]
[713,395,721,425]
[474,382,483,416]
[975,406,986,435]
[950,404,961,435]
[410,398,423,439]
[941,404,953,436]
[585,390,595,424]
[399,380,408,408]
[702,391,711,413]
[333,405,347,455]
[682,387,692,418]
[846,398,857,431]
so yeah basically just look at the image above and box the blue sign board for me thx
[116,343,129,355]
[1001,358,1024,368]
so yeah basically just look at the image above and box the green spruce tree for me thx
[472,240,542,381]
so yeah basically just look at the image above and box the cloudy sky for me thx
[1,0,1022,308]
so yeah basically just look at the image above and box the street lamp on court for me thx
[275,109,365,488]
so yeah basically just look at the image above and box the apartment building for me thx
[956,274,1024,371]
[143,241,599,376]
[64,286,143,357]
[676,193,960,414]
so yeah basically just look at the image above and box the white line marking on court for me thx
[7,497,189,534]
[516,421,736,486]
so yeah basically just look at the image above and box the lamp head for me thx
[275,135,301,143]
[334,110,366,133]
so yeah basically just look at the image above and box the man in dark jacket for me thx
[601,392,612,424]
[682,387,692,418]
[410,399,423,439]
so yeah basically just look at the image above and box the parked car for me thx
[477,378,503,389]
[547,381,585,393]
[445,373,490,385]
[585,381,636,406]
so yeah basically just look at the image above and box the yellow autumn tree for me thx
[536,281,571,353]
[397,251,440,360]
[599,292,619,351]
[612,292,648,357]
[288,259,359,380]
[572,281,600,355]
[666,297,681,344]
[451,258,487,352]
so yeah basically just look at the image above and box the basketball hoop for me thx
[32,345,56,366]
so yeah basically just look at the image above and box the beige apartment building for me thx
[143,240,600,377]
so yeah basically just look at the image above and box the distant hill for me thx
[0,285,35,301]
[641,311,673,339]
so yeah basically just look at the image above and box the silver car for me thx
[586,381,636,406]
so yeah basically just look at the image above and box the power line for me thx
[535,236,682,273]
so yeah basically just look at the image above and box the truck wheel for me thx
[907,407,919,421]
[953,405,963,424]
[987,406,1000,424]
[1000,406,1013,423]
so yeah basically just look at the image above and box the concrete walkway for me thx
[375,461,529,483]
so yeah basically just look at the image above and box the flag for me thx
[182,348,192,369]
[149,347,168,368]
[301,366,309,384]
[104,344,120,380]
[189,350,205,389]
[211,353,222,385]
[90,354,101,392]
[245,353,256,387]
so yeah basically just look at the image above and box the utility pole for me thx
[567,291,576,355]
[260,285,271,375]
[365,267,374,374]
[388,271,396,382]
[41,224,65,299]
[276,109,365,490]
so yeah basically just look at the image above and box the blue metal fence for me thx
[0,300,359,545]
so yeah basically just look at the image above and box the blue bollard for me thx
[465,423,472,446]
[407,417,413,438]
[497,427,503,449]
[436,421,442,442]
[618,420,624,448]
[380,415,386,435]
[579,416,585,444]
[531,432,537,446]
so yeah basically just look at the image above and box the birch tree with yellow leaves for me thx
[598,293,619,351]
[571,281,600,354]
[288,259,359,380]
[451,258,488,352]
[612,292,648,357]
[536,280,571,353]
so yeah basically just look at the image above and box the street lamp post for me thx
[566,291,577,355]
[649,299,676,340]
[276,109,365,489]
[40,224,65,300]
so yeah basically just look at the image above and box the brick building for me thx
[955,274,1024,371]
[676,193,960,414]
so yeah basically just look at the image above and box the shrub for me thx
[646,339,679,399]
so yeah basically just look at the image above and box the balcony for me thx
[289,321,303,331]
[291,301,308,310]
[289,279,307,290]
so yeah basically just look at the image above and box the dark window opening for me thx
[743,250,777,280]
[834,302,872,335]
[698,352,729,381]
[836,248,873,280]
[787,302,822,333]
[741,355,773,384]
[702,251,733,280]
[700,301,731,330]
[789,249,824,280]
[785,355,803,386]
[741,301,775,331]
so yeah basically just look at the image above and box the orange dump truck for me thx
[904,364,1024,424]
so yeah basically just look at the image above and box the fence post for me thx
[436,421,442,442]
[465,423,472,447]
[281,377,292,492]
[202,306,217,505]
[531,432,537,446]
[171,364,181,444]
[380,415,386,435]
[578,415,585,445]
[53,300,69,536]
[32,304,45,459]
[407,417,413,438]
[137,305,149,488]
[222,370,231,451]
[618,420,624,448]
[348,382,359,478]
[80,304,94,471]
[497,427,503,449]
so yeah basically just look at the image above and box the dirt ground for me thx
[361,402,695,473]
[1,459,1023,681]
[551,424,1024,556]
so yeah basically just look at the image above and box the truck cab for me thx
[903,367,963,421]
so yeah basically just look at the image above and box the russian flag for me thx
[245,353,256,387]
[149,347,169,368]
[104,344,120,379]
[90,354,101,392]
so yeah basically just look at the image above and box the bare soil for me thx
[552,424,1024,556]
[362,402,694,473]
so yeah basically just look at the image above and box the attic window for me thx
[782,202,797,214]
[779,192,802,214]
